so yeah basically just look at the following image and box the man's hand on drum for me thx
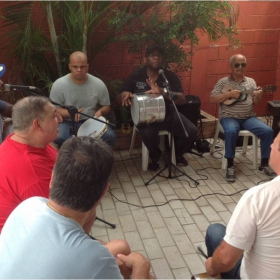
[75,108,84,122]
[121,91,134,107]
[94,110,102,118]
[146,78,163,96]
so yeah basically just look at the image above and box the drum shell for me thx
[131,94,165,125]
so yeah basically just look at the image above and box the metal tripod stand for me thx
[144,89,200,187]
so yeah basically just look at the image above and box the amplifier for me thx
[267,100,280,116]
[267,101,280,138]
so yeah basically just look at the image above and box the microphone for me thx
[159,69,169,85]
[0,64,6,78]
[4,84,38,91]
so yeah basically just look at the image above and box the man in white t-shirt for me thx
[204,133,280,279]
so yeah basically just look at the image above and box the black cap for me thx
[145,45,164,56]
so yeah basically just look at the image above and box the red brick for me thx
[236,14,247,28]
[261,57,277,71]
[265,30,280,44]
[245,15,268,29]
[246,58,262,72]
[206,60,229,75]
[93,50,123,66]
[262,44,279,57]
[207,46,219,61]
[237,30,255,44]
[205,75,218,91]
[258,2,280,15]
[253,31,267,44]
[218,46,240,61]
[241,45,266,59]
[265,15,280,29]
[259,71,277,85]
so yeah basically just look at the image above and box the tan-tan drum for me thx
[191,272,221,279]
[130,93,165,125]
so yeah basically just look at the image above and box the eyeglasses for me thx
[146,53,162,58]
[234,63,246,68]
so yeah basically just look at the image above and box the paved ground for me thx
[90,139,271,279]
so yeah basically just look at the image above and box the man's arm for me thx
[1,102,12,117]
[117,252,153,279]
[205,240,244,277]
[94,105,110,118]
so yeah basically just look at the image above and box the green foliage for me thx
[111,1,240,73]
[1,1,240,94]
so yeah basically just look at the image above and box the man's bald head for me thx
[69,51,88,64]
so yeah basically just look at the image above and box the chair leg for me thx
[142,141,149,171]
[242,136,249,155]
[252,136,258,170]
[129,126,137,154]
[222,152,227,170]
[210,123,220,155]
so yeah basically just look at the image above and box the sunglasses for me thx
[234,63,246,68]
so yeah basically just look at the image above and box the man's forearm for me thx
[99,105,111,116]
[207,241,243,275]
[56,107,71,119]
[131,263,150,279]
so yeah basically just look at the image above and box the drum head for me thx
[77,116,107,138]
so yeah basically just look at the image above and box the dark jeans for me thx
[54,120,116,148]
[205,223,242,279]
[137,111,198,162]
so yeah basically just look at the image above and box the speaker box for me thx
[176,95,201,127]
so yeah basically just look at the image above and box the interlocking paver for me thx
[88,145,264,278]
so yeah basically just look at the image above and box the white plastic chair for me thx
[210,121,258,169]
[129,125,176,171]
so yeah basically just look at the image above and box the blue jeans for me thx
[205,224,242,279]
[54,120,116,148]
[220,117,273,160]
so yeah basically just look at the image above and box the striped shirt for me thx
[211,75,257,119]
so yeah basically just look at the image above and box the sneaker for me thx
[258,164,277,178]
[148,161,160,172]
[226,166,235,182]
[176,156,188,166]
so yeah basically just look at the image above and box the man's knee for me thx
[206,223,226,244]
[106,239,131,256]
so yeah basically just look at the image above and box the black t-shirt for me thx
[121,66,183,116]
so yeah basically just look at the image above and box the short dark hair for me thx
[50,136,114,212]
[12,96,49,132]
[145,45,164,56]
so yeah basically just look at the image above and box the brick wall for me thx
[1,1,280,118]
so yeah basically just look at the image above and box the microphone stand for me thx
[49,99,116,229]
[144,82,199,187]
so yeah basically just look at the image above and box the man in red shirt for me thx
[0,96,62,232]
